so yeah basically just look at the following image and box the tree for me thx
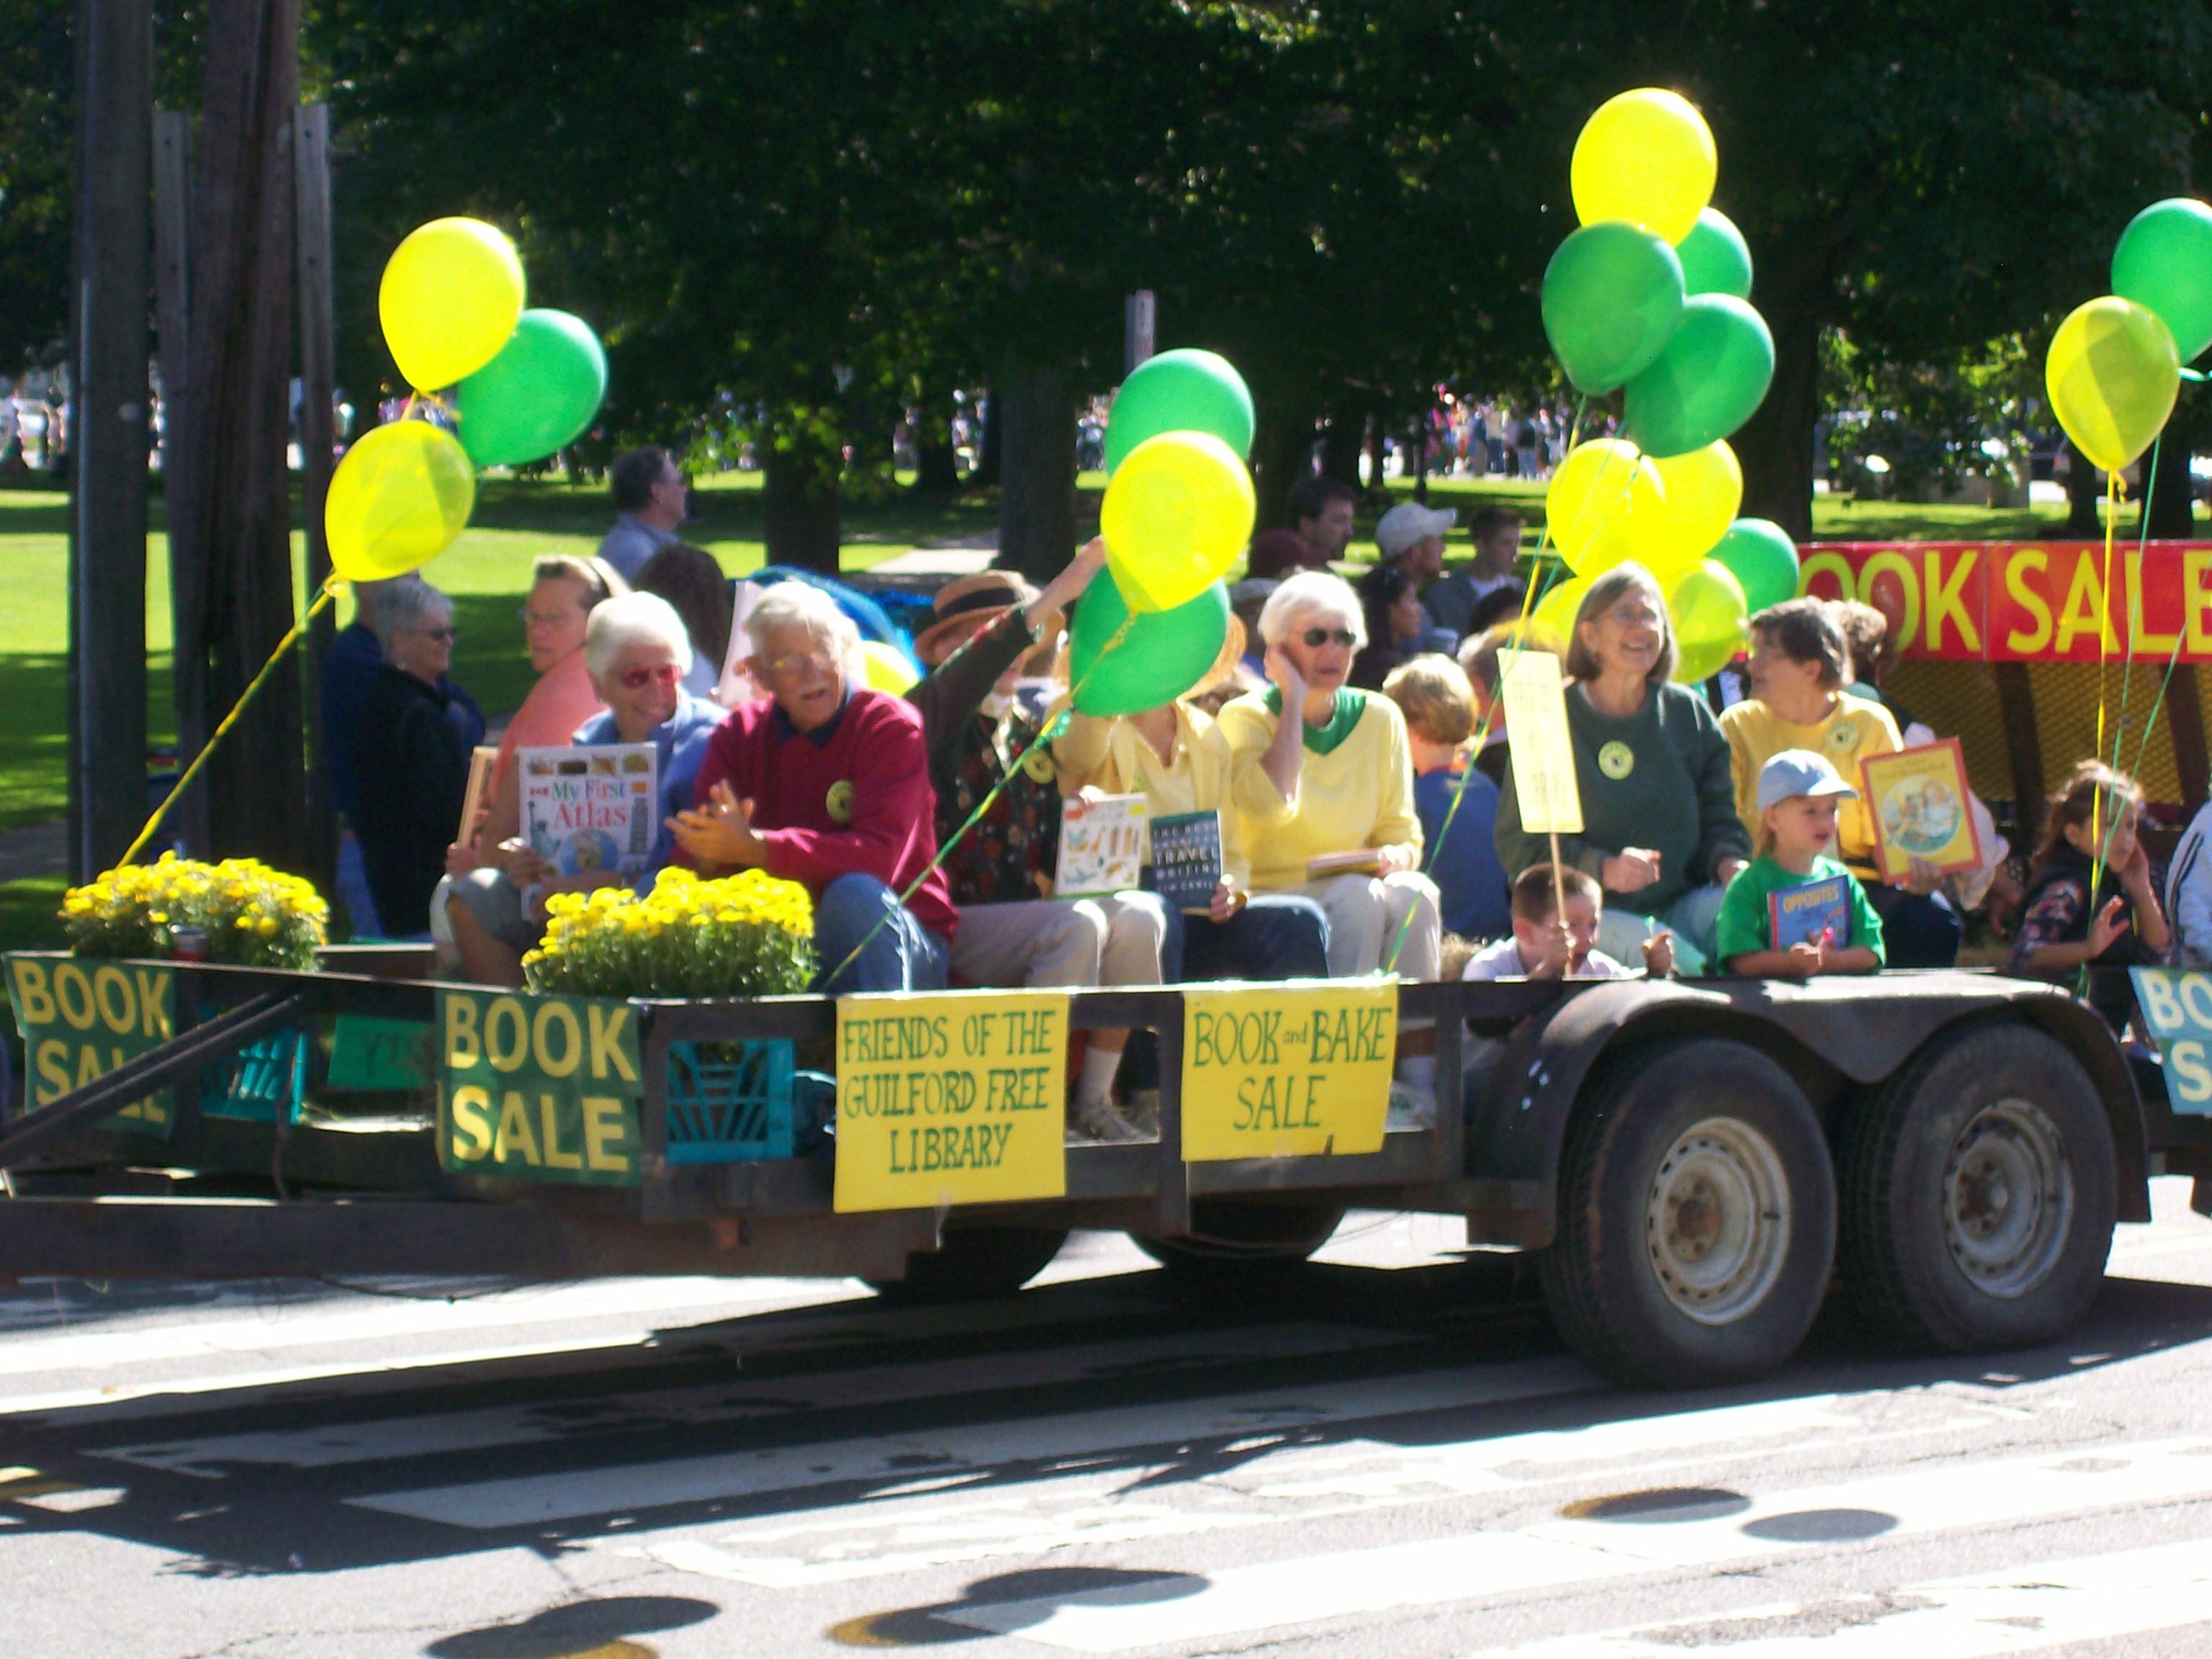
[0,0,74,370]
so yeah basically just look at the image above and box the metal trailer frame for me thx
[0,956,2190,1285]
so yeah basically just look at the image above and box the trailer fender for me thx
[1465,972,2149,1247]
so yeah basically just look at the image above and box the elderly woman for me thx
[1494,564,1750,974]
[354,579,476,939]
[1216,570,1441,1118]
[670,581,954,996]
[1720,596,1960,967]
[441,593,726,985]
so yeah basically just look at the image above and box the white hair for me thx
[369,576,449,647]
[585,590,694,682]
[743,581,863,657]
[1258,569,1367,652]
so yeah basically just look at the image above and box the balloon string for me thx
[817,611,1137,990]
[116,577,344,868]
[2108,433,2162,777]
[2090,467,2121,897]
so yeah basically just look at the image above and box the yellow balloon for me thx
[325,421,477,583]
[1548,439,1664,575]
[1100,430,1256,613]
[379,217,526,392]
[1571,89,1717,246]
[860,640,920,696]
[1665,559,1749,683]
[1647,441,1742,573]
[2046,295,2180,473]
[1533,572,1594,645]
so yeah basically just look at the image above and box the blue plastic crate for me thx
[665,1038,797,1162]
[198,1015,307,1123]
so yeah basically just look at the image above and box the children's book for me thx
[1056,793,1148,898]
[1150,810,1223,913]
[1861,737,1983,881]
[1770,873,1853,951]
[518,744,659,881]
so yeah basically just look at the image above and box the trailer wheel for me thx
[1538,1039,1835,1389]
[865,1226,1069,1304]
[1838,1023,2115,1354]
[1133,1199,1345,1276]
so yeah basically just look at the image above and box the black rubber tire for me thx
[1537,1038,1836,1390]
[1132,1200,1346,1274]
[865,1226,1069,1303]
[1837,1022,2116,1355]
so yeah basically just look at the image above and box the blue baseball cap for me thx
[1756,749,1859,812]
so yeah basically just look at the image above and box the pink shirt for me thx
[477,651,607,847]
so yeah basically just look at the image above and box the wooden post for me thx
[1547,830,1567,924]
[68,0,154,878]
[292,101,336,894]
[1994,662,2046,851]
[151,106,204,855]
[2167,663,2210,819]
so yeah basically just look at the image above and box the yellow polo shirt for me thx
[1214,688,1423,892]
[1054,703,1251,890]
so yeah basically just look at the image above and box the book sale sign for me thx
[1179,979,1396,1159]
[833,990,1070,1210]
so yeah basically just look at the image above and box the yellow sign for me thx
[5,954,176,1133]
[833,989,1069,1211]
[1181,979,1395,1160]
[1503,649,1582,833]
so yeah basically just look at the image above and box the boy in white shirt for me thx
[1463,863,1674,981]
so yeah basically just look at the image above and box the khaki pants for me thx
[1299,871,1442,981]
[950,894,1167,989]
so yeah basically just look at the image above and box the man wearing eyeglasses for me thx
[597,446,688,583]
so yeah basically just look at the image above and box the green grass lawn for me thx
[0,465,2170,954]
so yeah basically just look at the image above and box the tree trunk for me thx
[2064,449,2103,536]
[2148,425,2198,541]
[171,0,306,869]
[1249,400,1316,531]
[996,365,1076,583]
[1735,300,1821,541]
[1364,418,1385,496]
[762,428,842,573]
[1318,398,1363,487]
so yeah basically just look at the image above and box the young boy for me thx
[1464,863,1675,981]
[1716,750,1887,977]
[1383,655,1512,941]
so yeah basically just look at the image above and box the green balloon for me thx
[1676,207,1753,300]
[1709,517,1801,614]
[1069,570,1229,717]
[1103,349,1254,474]
[454,309,608,468]
[1541,222,1686,395]
[2113,197,2212,364]
[1624,295,1775,457]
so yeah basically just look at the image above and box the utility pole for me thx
[68,0,154,880]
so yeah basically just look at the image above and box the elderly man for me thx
[671,583,953,994]
[443,592,724,985]
[908,540,1169,1142]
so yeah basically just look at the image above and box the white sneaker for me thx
[1385,1082,1434,1132]
[1068,1095,1144,1144]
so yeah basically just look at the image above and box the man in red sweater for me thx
[670,583,953,993]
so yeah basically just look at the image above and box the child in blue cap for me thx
[1716,749,1887,978]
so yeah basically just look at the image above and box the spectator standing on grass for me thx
[1423,507,1525,644]
[596,446,687,583]
[636,541,734,701]
[354,580,475,939]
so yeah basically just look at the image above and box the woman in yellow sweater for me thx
[1717,597,1960,967]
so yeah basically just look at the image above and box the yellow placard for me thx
[1503,649,1582,834]
[1181,979,1395,1160]
[833,989,1069,1212]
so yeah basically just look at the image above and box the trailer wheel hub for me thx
[1943,1097,2072,1298]
[1645,1118,1791,1326]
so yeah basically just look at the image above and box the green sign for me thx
[436,989,644,1186]
[5,953,176,1136]
[326,1015,433,1092]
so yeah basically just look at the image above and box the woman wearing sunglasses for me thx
[444,593,725,986]
[1217,570,1443,1121]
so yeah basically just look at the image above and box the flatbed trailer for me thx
[1,951,2202,1390]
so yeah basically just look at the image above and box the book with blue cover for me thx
[1770,873,1852,951]
[1150,810,1223,914]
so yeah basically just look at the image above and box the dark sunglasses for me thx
[1300,628,1357,649]
[618,662,682,690]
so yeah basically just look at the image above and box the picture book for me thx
[1056,793,1148,898]
[518,743,659,882]
[1861,737,1982,881]
[1150,810,1223,913]
[1770,873,1853,951]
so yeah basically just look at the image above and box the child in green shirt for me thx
[1716,750,1887,977]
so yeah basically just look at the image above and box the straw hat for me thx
[913,570,1043,665]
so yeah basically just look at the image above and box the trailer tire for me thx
[1837,1023,2115,1354]
[1133,1200,1346,1277]
[865,1226,1069,1304]
[1538,1038,1835,1389]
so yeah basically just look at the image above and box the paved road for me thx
[6,1191,2212,1658]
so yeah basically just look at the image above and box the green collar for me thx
[1264,685,1368,755]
